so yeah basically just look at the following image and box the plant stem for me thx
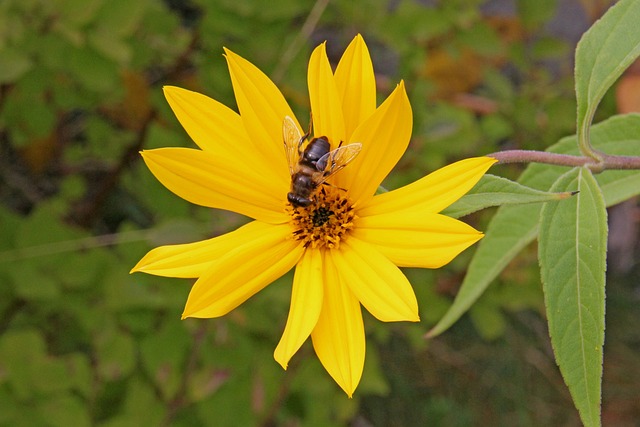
[487,150,640,172]
[271,0,330,83]
[0,229,149,263]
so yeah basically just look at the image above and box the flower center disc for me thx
[287,187,357,249]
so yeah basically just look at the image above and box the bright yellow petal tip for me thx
[274,249,323,369]
[308,41,346,143]
[342,80,412,202]
[311,252,365,397]
[335,34,376,140]
[358,156,497,217]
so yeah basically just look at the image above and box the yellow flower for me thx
[131,35,496,397]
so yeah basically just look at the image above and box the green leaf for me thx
[93,0,148,37]
[9,263,60,300]
[66,45,120,94]
[428,149,572,337]
[532,36,569,60]
[65,353,93,397]
[57,0,105,27]
[95,328,136,381]
[468,298,506,341]
[140,320,189,400]
[517,0,557,30]
[0,387,19,424]
[443,174,574,218]
[32,357,74,394]
[26,98,57,139]
[427,202,541,338]
[428,113,640,338]
[539,167,606,427]
[88,30,131,64]
[0,329,47,400]
[0,47,32,83]
[584,117,640,206]
[13,204,85,262]
[575,0,640,150]
[116,379,166,426]
[37,394,91,427]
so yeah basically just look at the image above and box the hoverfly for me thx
[283,116,362,207]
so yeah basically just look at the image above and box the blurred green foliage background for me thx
[1,0,638,425]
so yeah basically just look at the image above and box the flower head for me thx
[132,35,496,396]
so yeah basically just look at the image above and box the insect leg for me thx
[298,114,314,156]
[306,112,314,139]
[329,142,344,170]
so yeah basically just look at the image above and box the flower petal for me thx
[163,86,289,196]
[334,238,419,322]
[130,220,264,278]
[274,249,323,370]
[311,251,364,397]
[353,210,483,268]
[358,157,497,216]
[224,48,295,179]
[163,86,255,162]
[308,42,345,143]
[334,34,376,141]
[141,148,288,224]
[338,81,412,203]
[182,223,304,318]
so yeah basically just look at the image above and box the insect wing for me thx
[283,116,304,175]
[316,143,362,182]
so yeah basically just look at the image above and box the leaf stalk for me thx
[487,150,640,172]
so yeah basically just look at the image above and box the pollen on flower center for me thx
[312,207,333,226]
[287,186,357,249]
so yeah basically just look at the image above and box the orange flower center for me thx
[287,186,357,249]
